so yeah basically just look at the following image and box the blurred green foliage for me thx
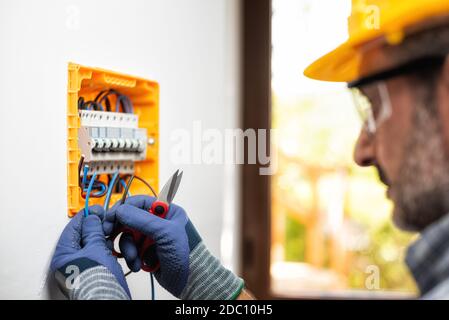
[285,216,306,262]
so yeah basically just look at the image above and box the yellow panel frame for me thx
[67,62,159,217]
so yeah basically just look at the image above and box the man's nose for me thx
[354,129,375,167]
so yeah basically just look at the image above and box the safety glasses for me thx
[350,82,392,135]
[348,55,446,136]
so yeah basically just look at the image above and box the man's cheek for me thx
[376,128,402,185]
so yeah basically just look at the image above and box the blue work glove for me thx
[50,206,130,300]
[104,195,244,300]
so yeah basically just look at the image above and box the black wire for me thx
[78,97,85,110]
[94,89,113,112]
[133,176,158,198]
[97,89,118,103]
[79,89,132,113]
[78,155,85,187]
[98,89,121,112]
[101,89,132,113]
[120,176,135,205]
[78,99,103,111]
[115,177,123,193]
[120,175,158,205]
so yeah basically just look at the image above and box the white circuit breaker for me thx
[78,110,148,176]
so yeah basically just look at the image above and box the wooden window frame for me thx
[240,0,272,300]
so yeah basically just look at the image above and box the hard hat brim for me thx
[303,40,363,83]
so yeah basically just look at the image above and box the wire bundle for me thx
[78,89,134,113]
[78,157,107,204]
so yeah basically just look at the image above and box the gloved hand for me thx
[50,206,130,300]
[104,195,244,300]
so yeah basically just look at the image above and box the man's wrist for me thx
[180,242,244,300]
[54,258,130,300]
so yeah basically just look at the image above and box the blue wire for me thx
[125,96,134,114]
[104,172,119,211]
[84,171,97,217]
[115,98,120,113]
[82,165,89,187]
[150,273,155,300]
[92,182,106,197]
[115,95,133,114]
[120,179,131,196]
[87,101,104,111]
[82,165,106,197]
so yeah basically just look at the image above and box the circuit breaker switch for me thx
[78,109,148,172]
[131,139,139,151]
[104,138,112,149]
[125,138,132,150]
[117,138,126,150]
[111,138,119,149]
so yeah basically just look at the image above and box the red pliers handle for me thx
[110,201,168,272]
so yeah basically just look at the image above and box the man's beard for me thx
[389,101,449,232]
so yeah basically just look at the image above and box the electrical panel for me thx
[67,63,159,217]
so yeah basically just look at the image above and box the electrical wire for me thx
[123,269,155,300]
[94,90,112,112]
[132,176,157,197]
[94,183,107,197]
[82,164,89,187]
[104,171,120,211]
[120,175,135,204]
[93,89,133,114]
[78,97,104,111]
[78,155,85,187]
[78,158,108,198]
[84,171,97,217]
[120,175,157,204]
[120,179,131,197]
[150,273,155,300]
[80,164,107,198]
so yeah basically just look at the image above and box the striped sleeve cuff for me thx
[55,265,130,300]
[180,242,244,300]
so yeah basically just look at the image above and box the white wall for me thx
[0,0,241,299]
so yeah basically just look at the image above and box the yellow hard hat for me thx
[304,0,449,83]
